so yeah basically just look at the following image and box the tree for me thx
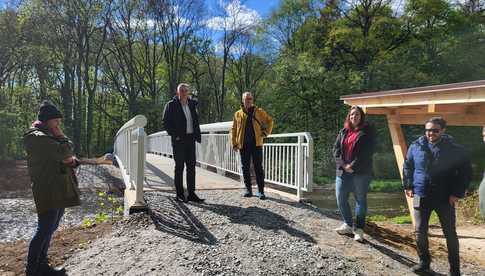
[204,0,260,120]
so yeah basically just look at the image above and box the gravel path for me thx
[63,190,485,276]
[0,164,124,242]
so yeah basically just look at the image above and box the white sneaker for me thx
[353,228,364,242]
[335,223,353,235]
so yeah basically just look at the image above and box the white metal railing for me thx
[147,121,313,199]
[114,115,148,213]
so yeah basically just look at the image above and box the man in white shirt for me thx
[162,83,203,202]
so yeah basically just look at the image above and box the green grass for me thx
[369,179,402,192]
[314,175,335,185]
[369,211,440,225]
[315,176,404,191]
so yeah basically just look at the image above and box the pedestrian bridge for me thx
[113,115,314,213]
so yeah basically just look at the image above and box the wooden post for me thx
[386,115,415,226]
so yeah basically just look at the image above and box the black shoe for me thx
[243,190,252,197]
[411,262,431,274]
[38,262,66,276]
[187,194,205,202]
[256,192,266,200]
[175,195,188,203]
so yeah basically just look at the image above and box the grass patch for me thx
[368,214,387,222]
[369,179,402,192]
[369,211,440,225]
[314,176,404,192]
[314,175,335,185]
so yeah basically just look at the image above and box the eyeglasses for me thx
[425,128,441,133]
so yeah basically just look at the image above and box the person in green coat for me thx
[24,101,81,276]
[480,126,485,220]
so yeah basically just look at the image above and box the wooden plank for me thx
[366,103,485,116]
[386,115,415,226]
[343,87,485,108]
[398,113,485,126]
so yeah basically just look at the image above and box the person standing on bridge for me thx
[403,117,472,276]
[163,83,204,203]
[232,91,273,199]
[333,105,376,242]
[23,101,81,276]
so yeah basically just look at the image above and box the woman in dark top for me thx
[333,106,375,242]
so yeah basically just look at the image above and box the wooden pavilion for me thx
[341,80,485,224]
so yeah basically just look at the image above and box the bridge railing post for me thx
[114,115,148,215]
[297,136,303,201]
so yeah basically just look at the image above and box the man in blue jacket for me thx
[403,117,472,276]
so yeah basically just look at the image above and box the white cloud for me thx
[206,0,261,31]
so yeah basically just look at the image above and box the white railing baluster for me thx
[146,122,313,200]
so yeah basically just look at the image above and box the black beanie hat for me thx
[38,101,63,122]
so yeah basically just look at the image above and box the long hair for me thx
[344,105,366,129]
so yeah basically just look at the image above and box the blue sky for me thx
[1,0,281,16]
[232,0,280,17]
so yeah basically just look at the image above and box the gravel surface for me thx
[0,164,124,243]
[63,189,485,276]
[4,162,484,275]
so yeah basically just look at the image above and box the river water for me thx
[307,189,408,217]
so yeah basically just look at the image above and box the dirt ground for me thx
[0,223,113,275]
[0,160,484,275]
[0,160,31,193]
[365,222,485,267]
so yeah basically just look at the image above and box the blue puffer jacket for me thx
[403,135,472,202]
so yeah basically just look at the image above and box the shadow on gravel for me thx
[198,203,316,243]
[364,222,419,268]
[76,164,125,196]
[267,197,342,221]
[149,197,217,245]
[364,239,416,267]
[145,162,175,189]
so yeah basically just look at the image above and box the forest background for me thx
[2,0,485,186]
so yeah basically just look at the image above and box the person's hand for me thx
[63,156,78,167]
[175,136,181,141]
[343,164,354,173]
[405,189,414,198]
[50,125,65,138]
[449,195,460,206]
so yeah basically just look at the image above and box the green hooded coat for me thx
[23,127,80,214]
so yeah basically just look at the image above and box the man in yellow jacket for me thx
[232,92,273,199]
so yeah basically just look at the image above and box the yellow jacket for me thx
[232,106,273,149]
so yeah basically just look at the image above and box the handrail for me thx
[114,115,148,214]
[147,121,313,199]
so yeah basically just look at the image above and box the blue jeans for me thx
[336,172,372,229]
[26,208,65,274]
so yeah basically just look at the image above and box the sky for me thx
[0,0,281,16]
[228,0,280,17]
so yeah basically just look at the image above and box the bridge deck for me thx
[144,153,299,200]
[144,154,242,192]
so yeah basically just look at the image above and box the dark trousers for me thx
[173,135,196,197]
[414,201,460,273]
[26,208,65,274]
[240,143,265,193]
